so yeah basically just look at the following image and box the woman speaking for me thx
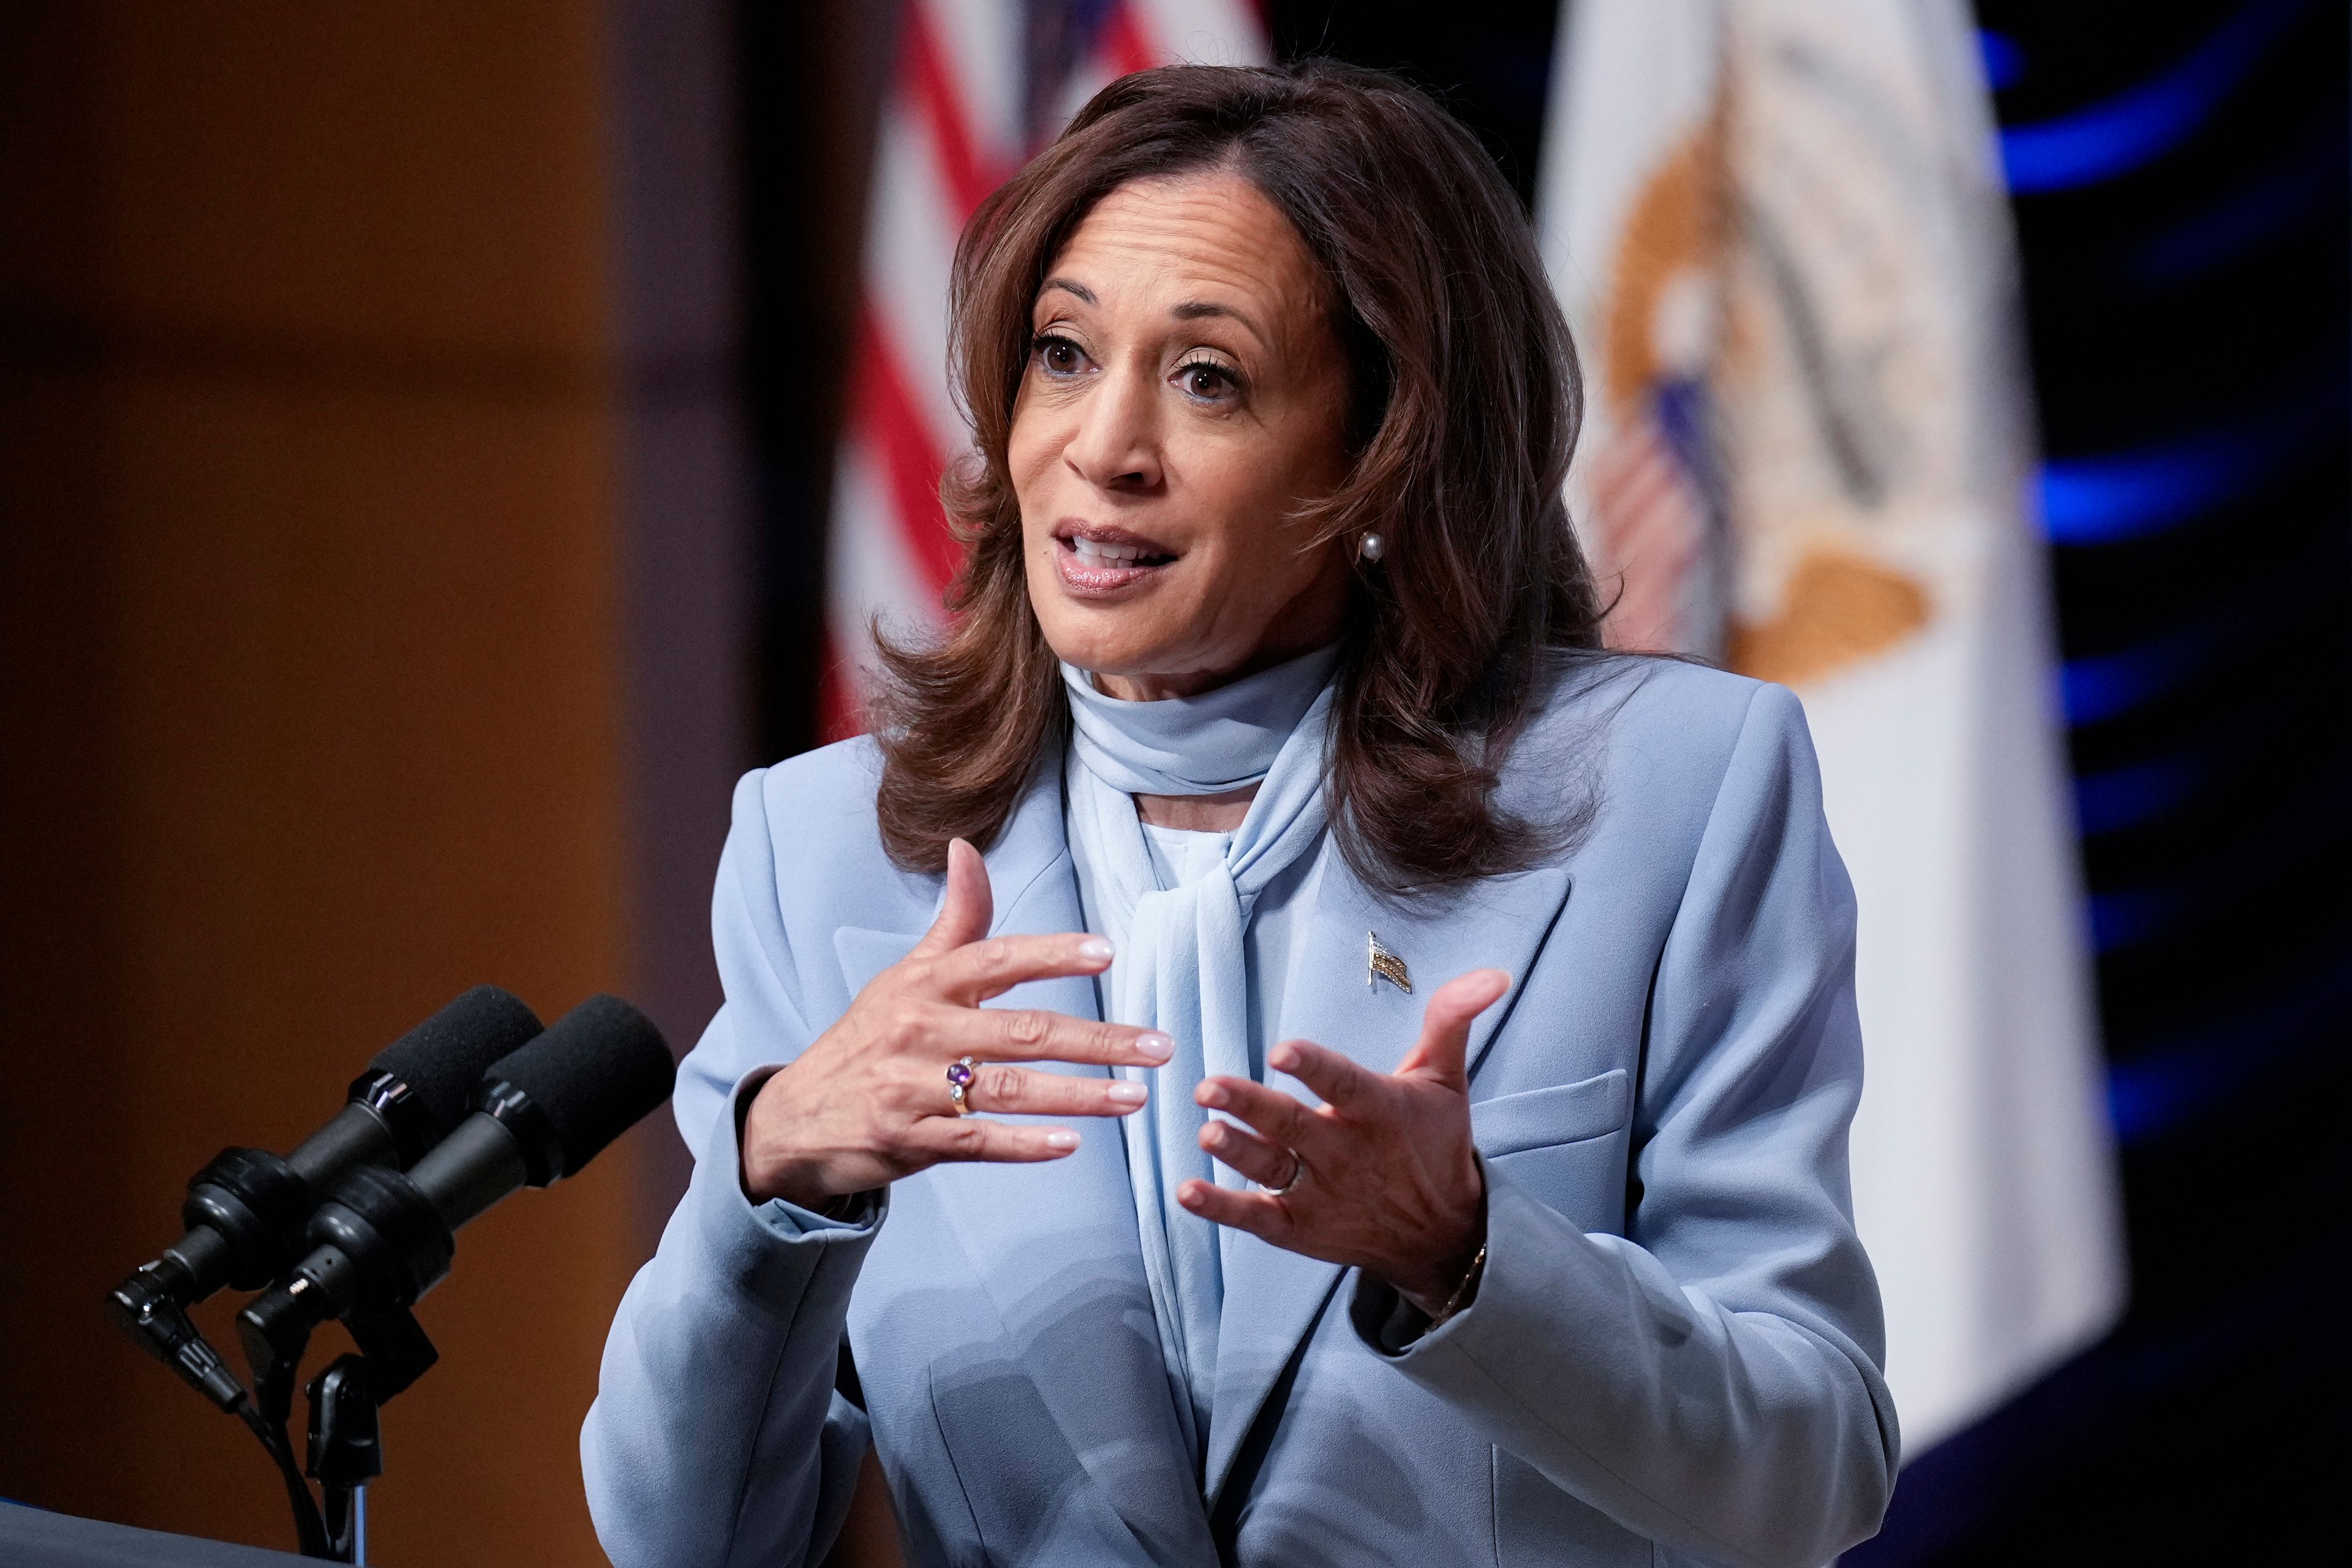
[586,62,1898,1568]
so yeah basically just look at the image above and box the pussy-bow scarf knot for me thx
[1060,646,1338,1461]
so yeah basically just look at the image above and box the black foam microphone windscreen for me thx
[361,984,546,1149]
[486,993,677,1180]
[233,994,678,1393]
[113,984,548,1410]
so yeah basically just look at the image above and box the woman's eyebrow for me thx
[1034,277,1266,347]
[1172,299,1267,347]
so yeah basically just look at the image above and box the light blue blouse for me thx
[1071,822,1321,1102]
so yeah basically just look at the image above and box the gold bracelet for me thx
[1429,1240,1488,1327]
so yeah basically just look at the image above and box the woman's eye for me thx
[1033,335,1086,376]
[1177,360,1236,400]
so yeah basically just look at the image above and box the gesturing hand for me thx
[1177,968,1510,1314]
[740,839,1172,1208]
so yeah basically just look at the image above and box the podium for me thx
[0,1504,311,1566]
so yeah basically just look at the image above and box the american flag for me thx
[823,0,1268,737]
[1583,384,1717,655]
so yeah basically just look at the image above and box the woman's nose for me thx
[1063,368,1163,491]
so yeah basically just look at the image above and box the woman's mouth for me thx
[1054,524,1178,595]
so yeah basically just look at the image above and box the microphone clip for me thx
[104,1262,247,1412]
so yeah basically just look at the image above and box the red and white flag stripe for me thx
[1585,410,1708,653]
[824,0,1268,739]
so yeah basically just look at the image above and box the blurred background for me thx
[0,2,2341,1564]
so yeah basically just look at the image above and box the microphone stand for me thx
[306,1357,377,1563]
[240,1289,439,1564]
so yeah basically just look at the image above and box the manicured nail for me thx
[1106,1081,1148,1107]
[1077,937,1114,962]
[1268,1044,1299,1072]
[1134,1031,1174,1061]
[1043,1129,1081,1151]
[1196,1082,1227,1109]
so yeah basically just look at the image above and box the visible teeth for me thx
[1072,537,1158,565]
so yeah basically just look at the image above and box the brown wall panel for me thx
[1,3,648,1561]
[20,4,610,363]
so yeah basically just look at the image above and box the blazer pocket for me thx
[1471,1068,1632,1157]
[1476,1070,1634,1236]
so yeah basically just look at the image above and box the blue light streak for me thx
[2039,388,2340,547]
[2089,883,2197,952]
[2061,622,2222,726]
[1999,0,2310,193]
[2106,941,2352,1144]
[2059,540,2343,725]
[2073,749,2216,837]
[2042,434,2269,545]
[2130,130,2349,288]
[1977,30,2026,93]
[2084,765,2345,952]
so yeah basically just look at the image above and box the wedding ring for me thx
[946,1055,977,1116]
[1265,1149,1306,1197]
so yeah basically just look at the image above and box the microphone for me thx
[237,995,674,1370]
[108,986,544,1408]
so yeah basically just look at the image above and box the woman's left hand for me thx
[1178,968,1510,1316]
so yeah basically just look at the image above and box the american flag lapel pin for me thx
[1367,932,1412,994]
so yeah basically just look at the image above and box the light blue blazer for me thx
[583,658,1899,1568]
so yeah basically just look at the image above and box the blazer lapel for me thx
[840,763,1215,1564]
[1203,843,1572,1504]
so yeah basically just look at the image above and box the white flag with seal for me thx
[1537,0,2129,1450]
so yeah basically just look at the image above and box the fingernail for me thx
[1134,1031,1174,1061]
[1077,937,1114,962]
[1268,1044,1298,1072]
[1044,1129,1081,1151]
[1106,1081,1148,1107]
[1196,1082,1227,1109]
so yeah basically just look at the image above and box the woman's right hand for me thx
[740,838,1169,1208]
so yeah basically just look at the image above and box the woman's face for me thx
[1010,171,1355,699]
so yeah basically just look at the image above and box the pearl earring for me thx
[1358,531,1386,562]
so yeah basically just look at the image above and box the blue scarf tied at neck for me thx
[1060,643,1340,1460]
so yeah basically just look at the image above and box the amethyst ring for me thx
[945,1055,978,1116]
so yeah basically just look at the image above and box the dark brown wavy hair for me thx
[869,60,1608,894]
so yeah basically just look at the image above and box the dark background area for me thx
[1864,2,2351,1558]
